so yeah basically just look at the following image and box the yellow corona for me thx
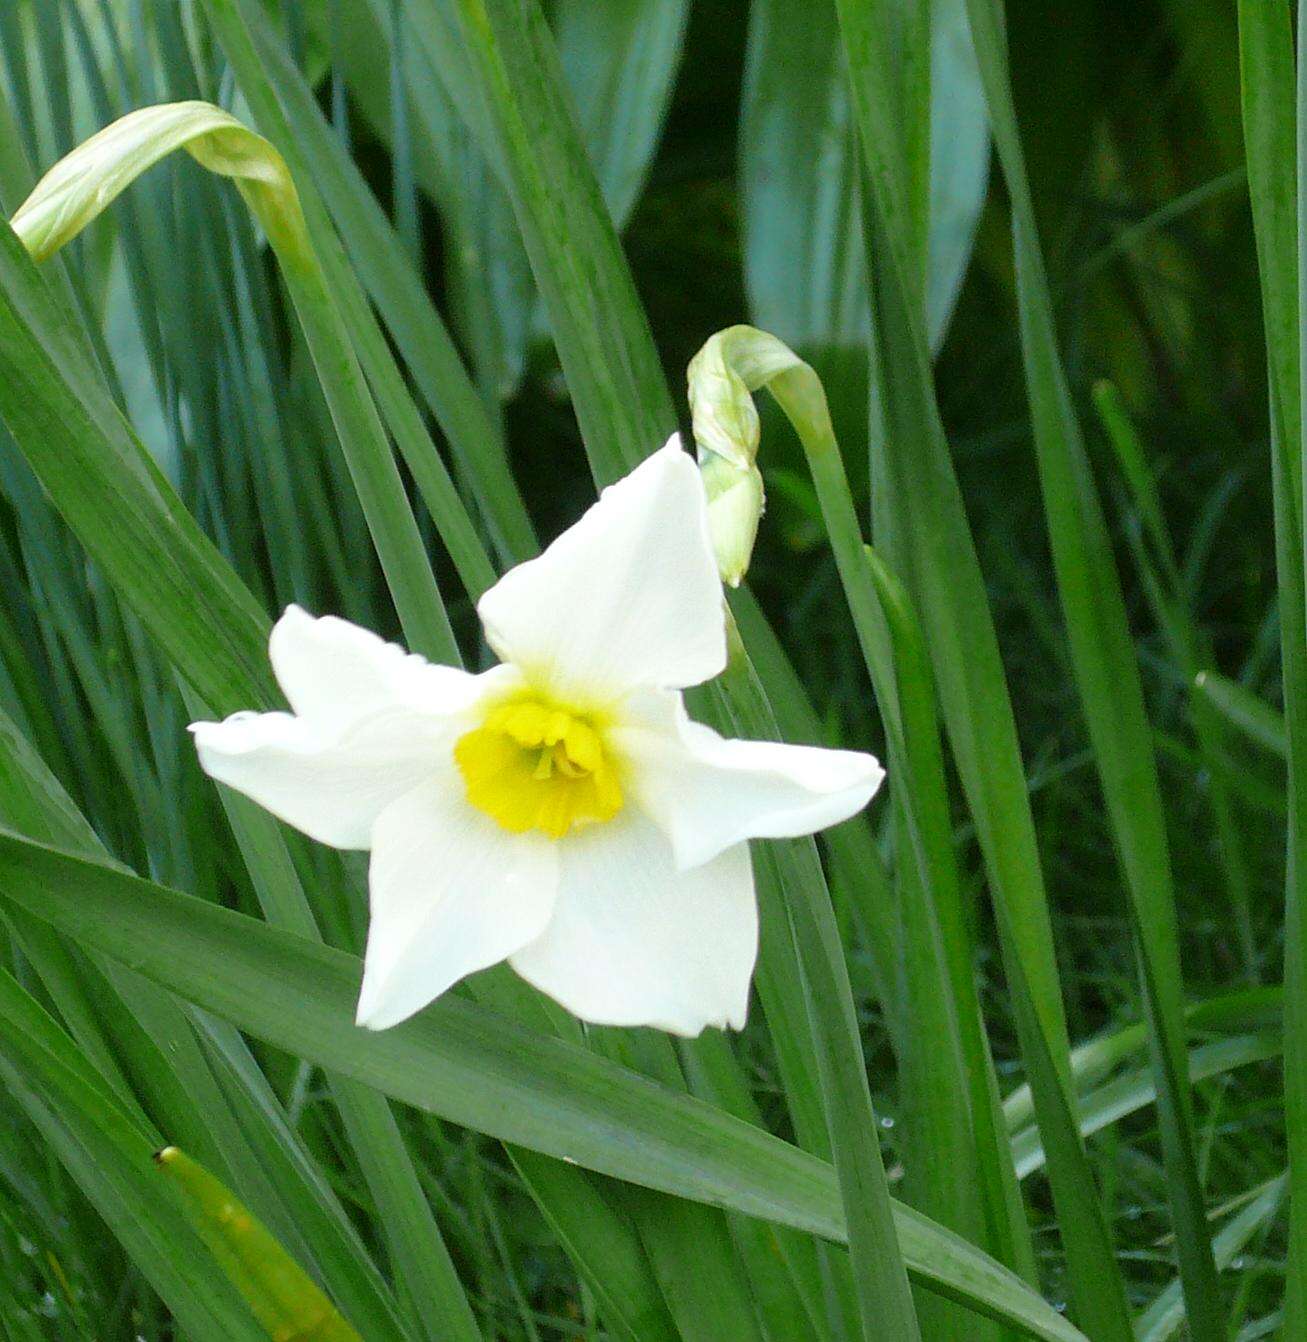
[454,696,623,839]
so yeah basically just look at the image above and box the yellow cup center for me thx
[454,697,623,840]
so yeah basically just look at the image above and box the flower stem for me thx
[715,642,921,1342]
[10,102,456,664]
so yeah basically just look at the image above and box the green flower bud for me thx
[687,325,815,586]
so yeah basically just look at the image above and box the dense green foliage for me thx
[0,1,1296,1339]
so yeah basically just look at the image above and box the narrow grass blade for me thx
[328,0,535,412]
[1094,380,1258,974]
[436,0,674,482]
[0,222,272,713]
[194,1016,429,1342]
[834,2,1132,1334]
[1012,1032,1283,1180]
[1194,672,1287,759]
[1137,1175,1288,1342]
[217,0,535,577]
[1237,1,1307,1327]
[1003,986,1285,1135]
[728,583,901,1014]
[863,550,1037,1293]
[497,1154,681,1342]
[679,1031,833,1336]
[959,0,1222,1328]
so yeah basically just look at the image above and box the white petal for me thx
[191,708,451,849]
[270,605,491,727]
[614,692,885,869]
[476,438,726,704]
[509,812,756,1036]
[357,774,559,1030]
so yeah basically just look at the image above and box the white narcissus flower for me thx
[191,439,884,1035]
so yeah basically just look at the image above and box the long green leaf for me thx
[863,549,1038,1305]
[0,691,421,1342]
[1194,671,1287,759]
[1012,1032,1283,1180]
[959,0,1221,1328]
[740,0,987,377]
[1003,987,1285,1135]
[1237,1,1307,1328]
[436,0,673,482]
[833,1,1132,1334]
[1095,381,1258,975]
[0,826,1088,1342]
[214,0,534,583]
[0,221,271,714]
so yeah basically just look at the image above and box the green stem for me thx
[692,325,920,1340]
[10,101,456,662]
[692,325,1036,1316]
[718,641,922,1342]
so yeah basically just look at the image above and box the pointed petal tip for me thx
[269,602,313,648]
[353,985,406,1032]
[651,433,700,481]
[476,435,726,700]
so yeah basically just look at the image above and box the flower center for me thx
[454,696,623,840]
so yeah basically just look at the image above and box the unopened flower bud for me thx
[687,326,795,586]
[700,451,765,588]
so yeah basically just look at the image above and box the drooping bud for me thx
[687,325,816,587]
[699,450,766,587]
[10,102,307,264]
